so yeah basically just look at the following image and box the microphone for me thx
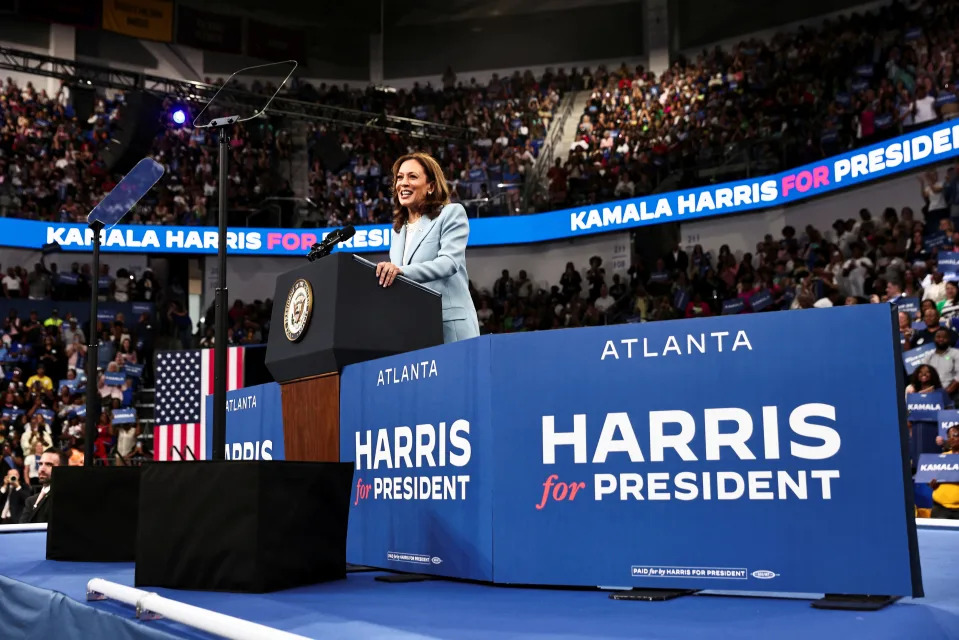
[307,225,355,261]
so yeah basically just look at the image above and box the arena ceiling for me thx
[208,0,638,30]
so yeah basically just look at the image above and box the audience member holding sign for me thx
[906,365,943,397]
[928,426,959,520]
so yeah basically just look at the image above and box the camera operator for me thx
[1,467,26,524]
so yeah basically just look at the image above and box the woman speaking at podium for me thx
[375,152,480,343]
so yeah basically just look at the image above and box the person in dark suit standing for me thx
[19,448,64,524]
[664,243,689,274]
[1,468,28,524]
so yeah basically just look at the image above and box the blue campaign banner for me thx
[486,304,918,595]
[58,378,78,391]
[0,122,958,255]
[112,408,137,424]
[203,382,283,460]
[124,363,144,378]
[923,231,949,252]
[673,289,689,312]
[97,310,115,323]
[35,408,55,423]
[938,410,959,438]
[131,302,153,316]
[73,405,87,418]
[103,371,126,386]
[722,298,745,315]
[913,453,959,483]
[907,391,950,422]
[338,305,920,596]
[340,338,494,581]
[749,289,773,312]
[937,252,959,280]
[2,408,23,420]
[903,343,935,375]
[895,297,920,318]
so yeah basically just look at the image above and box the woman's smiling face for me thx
[395,159,431,212]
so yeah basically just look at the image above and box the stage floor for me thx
[1,526,958,640]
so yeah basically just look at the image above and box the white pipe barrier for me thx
[0,523,47,533]
[916,517,959,529]
[86,578,312,640]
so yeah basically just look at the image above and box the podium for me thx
[265,253,442,461]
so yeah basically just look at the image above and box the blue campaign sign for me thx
[722,298,745,315]
[924,231,950,251]
[103,371,126,386]
[939,410,959,438]
[913,453,959,483]
[35,408,55,423]
[2,121,959,255]
[97,310,115,322]
[124,363,144,378]
[340,338,494,581]
[339,305,920,597]
[907,391,950,422]
[750,289,773,312]
[903,343,935,375]
[203,382,283,460]
[486,305,918,595]
[937,252,959,280]
[895,297,920,318]
[2,408,23,420]
[112,408,137,424]
[72,405,87,418]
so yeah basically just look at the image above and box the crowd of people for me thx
[4,0,958,226]
[0,67,561,227]
[304,70,562,225]
[547,0,959,210]
[0,301,153,523]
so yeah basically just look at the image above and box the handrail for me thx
[86,578,311,640]
[0,523,47,533]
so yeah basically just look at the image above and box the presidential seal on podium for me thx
[284,278,313,342]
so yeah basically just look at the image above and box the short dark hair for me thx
[43,447,65,466]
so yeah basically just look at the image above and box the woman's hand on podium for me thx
[376,262,403,288]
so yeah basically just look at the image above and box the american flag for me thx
[154,347,245,461]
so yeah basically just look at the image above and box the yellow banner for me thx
[102,0,173,42]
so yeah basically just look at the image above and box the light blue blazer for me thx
[390,203,480,343]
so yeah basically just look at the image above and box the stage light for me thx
[172,109,186,125]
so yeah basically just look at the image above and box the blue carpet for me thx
[1,528,957,640]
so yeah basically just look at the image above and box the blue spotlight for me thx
[172,109,186,125]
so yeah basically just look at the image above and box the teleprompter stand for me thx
[190,60,297,461]
[46,159,164,562]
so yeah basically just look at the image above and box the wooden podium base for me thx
[281,373,340,461]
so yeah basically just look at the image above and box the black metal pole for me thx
[84,220,104,466]
[212,128,230,460]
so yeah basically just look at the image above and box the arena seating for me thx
[552,0,959,209]
[3,0,956,224]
